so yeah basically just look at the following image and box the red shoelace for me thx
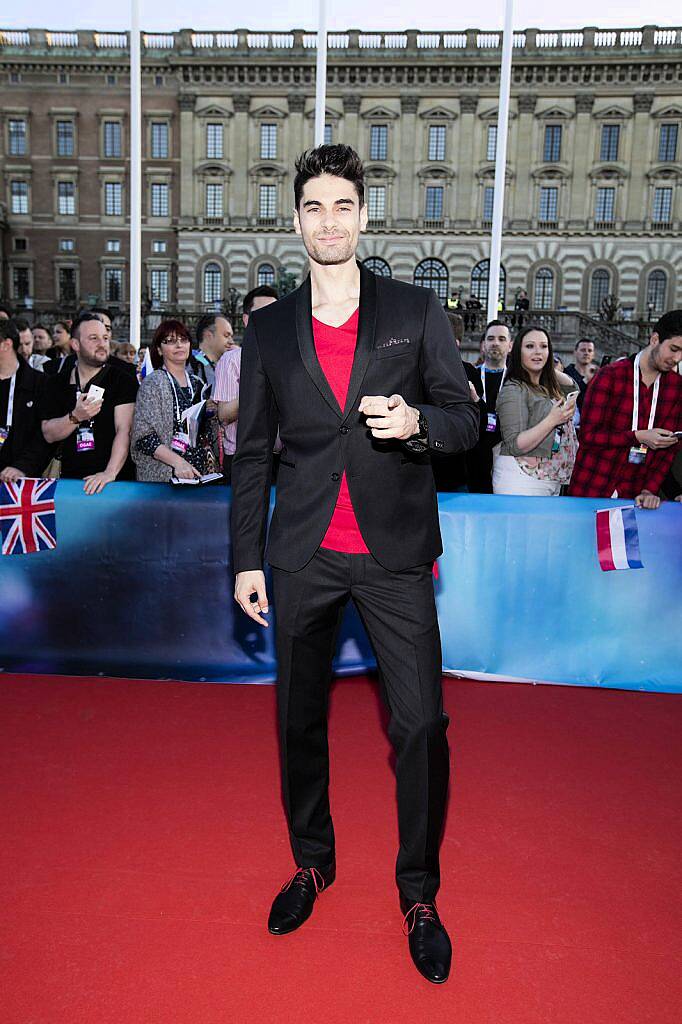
[402,902,438,935]
[280,866,326,895]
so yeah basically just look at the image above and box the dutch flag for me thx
[595,506,644,572]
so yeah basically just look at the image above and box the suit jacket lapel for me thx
[295,274,343,418]
[342,263,377,421]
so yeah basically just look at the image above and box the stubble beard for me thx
[306,233,356,267]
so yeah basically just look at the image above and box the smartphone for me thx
[563,390,579,404]
[87,385,105,402]
[673,431,682,438]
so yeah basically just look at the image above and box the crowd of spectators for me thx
[0,292,680,507]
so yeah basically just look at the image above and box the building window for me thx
[106,74,117,86]
[369,124,388,161]
[414,258,448,301]
[106,239,121,253]
[589,269,610,312]
[13,237,27,252]
[652,187,673,224]
[10,72,21,85]
[59,267,77,305]
[486,125,497,162]
[600,124,620,162]
[11,180,29,215]
[659,124,678,163]
[104,268,123,303]
[8,119,27,156]
[105,182,123,216]
[12,267,30,301]
[260,123,277,159]
[56,120,74,157]
[324,123,333,145]
[150,268,169,303]
[59,238,75,252]
[362,256,391,278]
[206,123,224,159]
[595,187,615,224]
[428,125,446,161]
[543,125,562,162]
[471,259,506,306]
[534,267,555,309]
[539,187,558,224]
[155,75,164,87]
[152,240,167,254]
[483,185,495,223]
[205,183,224,218]
[258,184,277,222]
[257,263,276,287]
[58,181,76,215]
[367,185,386,224]
[203,263,222,304]
[151,183,169,217]
[425,186,444,224]
[646,270,667,316]
[151,122,169,159]
[103,121,122,158]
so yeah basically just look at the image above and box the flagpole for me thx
[129,0,142,348]
[487,0,514,323]
[314,0,328,146]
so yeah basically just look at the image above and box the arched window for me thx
[646,270,667,317]
[257,263,276,287]
[534,267,555,310]
[362,256,392,278]
[414,258,448,301]
[203,262,222,305]
[470,259,506,308]
[589,268,610,312]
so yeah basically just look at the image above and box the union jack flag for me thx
[0,478,58,556]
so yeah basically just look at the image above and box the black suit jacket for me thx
[231,265,479,573]
[0,358,53,476]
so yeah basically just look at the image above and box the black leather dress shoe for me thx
[268,865,335,936]
[400,894,452,984]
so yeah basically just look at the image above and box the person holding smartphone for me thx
[493,325,580,496]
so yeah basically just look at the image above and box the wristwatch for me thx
[403,410,430,453]
[68,411,80,425]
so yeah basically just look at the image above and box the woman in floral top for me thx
[131,319,219,483]
[493,325,579,496]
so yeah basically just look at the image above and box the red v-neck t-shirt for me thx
[311,308,369,554]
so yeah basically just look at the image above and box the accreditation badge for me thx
[0,426,9,448]
[171,430,190,454]
[76,425,95,452]
[486,412,498,433]
[628,444,647,465]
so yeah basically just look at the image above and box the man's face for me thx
[73,320,109,368]
[32,327,51,353]
[575,341,595,367]
[293,173,367,267]
[243,295,277,329]
[94,313,112,341]
[18,329,33,359]
[483,326,512,363]
[650,334,682,373]
[211,316,235,354]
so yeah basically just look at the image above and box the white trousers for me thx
[492,454,561,497]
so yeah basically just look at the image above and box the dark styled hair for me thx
[151,319,192,369]
[294,145,365,209]
[13,317,31,334]
[70,313,104,340]
[481,319,510,342]
[575,337,595,349]
[653,309,682,344]
[507,324,562,400]
[194,313,228,345]
[446,312,464,343]
[0,302,13,318]
[243,285,279,316]
[0,318,21,352]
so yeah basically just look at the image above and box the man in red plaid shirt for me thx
[569,310,682,509]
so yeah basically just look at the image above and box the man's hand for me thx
[73,393,103,422]
[468,382,480,403]
[635,490,661,510]
[83,469,116,495]
[0,466,24,483]
[635,428,679,450]
[358,394,419,441]
[234,570,269,627]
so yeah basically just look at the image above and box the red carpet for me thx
[2,673,681,1024]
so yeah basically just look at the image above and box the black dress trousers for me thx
[271,547,450,904]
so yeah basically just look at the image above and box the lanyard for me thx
[481,365,506,405]
[164,368,192,427]
[2,371,17,428]
[632,352,660,432]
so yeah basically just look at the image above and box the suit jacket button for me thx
[339,425,349,434]
[331,472,340,482]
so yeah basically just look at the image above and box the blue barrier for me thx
[1,481,680,692]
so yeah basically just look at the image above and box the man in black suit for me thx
[0,320,52,481]
[231,145,478,984]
